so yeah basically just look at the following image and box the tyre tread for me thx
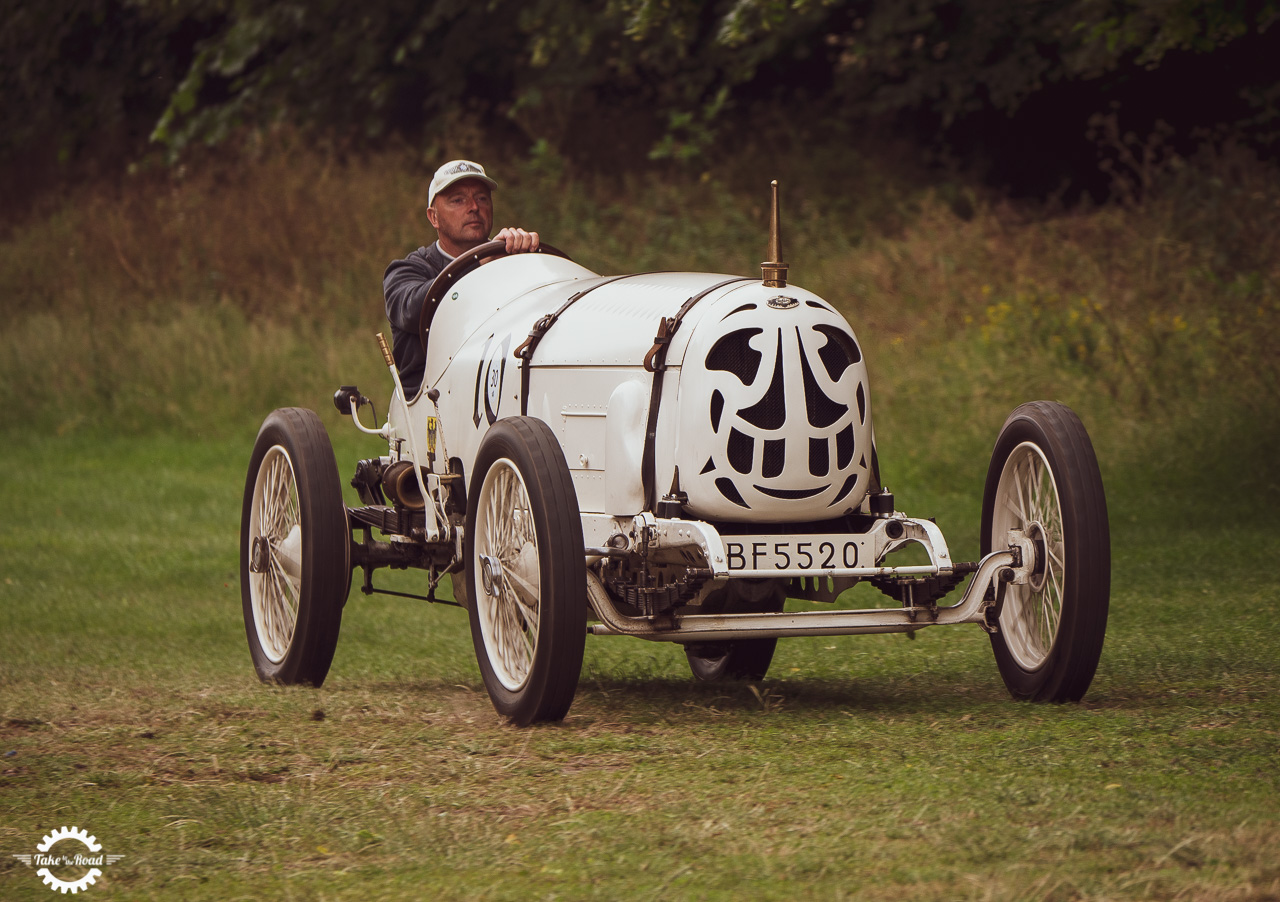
[241,407,349,687]
[982,401,1110,702]
[467,417,587,724]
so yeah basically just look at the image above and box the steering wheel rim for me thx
[419,240,571,352]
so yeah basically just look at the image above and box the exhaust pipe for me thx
[381,461,426,510]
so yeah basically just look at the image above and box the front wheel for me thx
[240,408,350,686]
[467,417,587,725]
[982,401,1110,702]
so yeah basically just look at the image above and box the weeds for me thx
[1,136,1277,498]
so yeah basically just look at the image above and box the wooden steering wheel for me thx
[419,240,571,352]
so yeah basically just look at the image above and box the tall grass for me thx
[2,137,1277,510]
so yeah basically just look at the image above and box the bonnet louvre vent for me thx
[809,437,829,477]
[739,343,786,430]
[814,324,861,378]
[756,485,824,500]
[836,424,855,469]
[706,328,763,385]
[799,327,849,429]
[762,439,785,478]
[727,429,753,474]
[715,477,750,508]
[831,474,860,506]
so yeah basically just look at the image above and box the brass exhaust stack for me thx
[761,179,789,288]
[382,460,426,510]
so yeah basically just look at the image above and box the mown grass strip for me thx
[1,427,1276,901]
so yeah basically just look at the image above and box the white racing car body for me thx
[240,184,1111,725]
[420,258,875,524]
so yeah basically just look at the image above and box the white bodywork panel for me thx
[339,250,1029,651]
[385,253,875,524]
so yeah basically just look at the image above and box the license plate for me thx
[722,534,873,572]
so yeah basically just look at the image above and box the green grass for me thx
[2,140,1278,898]
[1,421,1277,901]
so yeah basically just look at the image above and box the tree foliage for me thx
[714,0,1279,119]
[2,0,1277,176]
[0,0,200,161]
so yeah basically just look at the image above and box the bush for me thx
[1,138,1276,516]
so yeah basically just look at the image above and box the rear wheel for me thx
[982,401,1109,702]
[685,639,779,681]
[467,418,587,724]
[684,580,786,681]
[241,408,350,686]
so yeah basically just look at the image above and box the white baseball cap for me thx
[427,159,497,207]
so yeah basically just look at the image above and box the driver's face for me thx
[427,179,494,256]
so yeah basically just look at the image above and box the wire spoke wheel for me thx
[248,446,303,663]
[474,460,540,690]
[467,417,586,725]
[240,408,350,686]
[991,442,1065,670]
[982,402,1110,702]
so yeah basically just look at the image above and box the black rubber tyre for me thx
[466,417,587,724]
[685,639,778,681]
[684,580,786,681]
[981,401,1110,702]
[240,408,350,686]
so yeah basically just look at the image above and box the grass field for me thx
[2,410,1277,900]
[2,142,1279,899]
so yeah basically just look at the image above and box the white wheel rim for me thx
[992,441,1066,671]
[248,445,302,664]
[473,458,541,691]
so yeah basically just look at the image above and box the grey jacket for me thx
[382,242,477,397]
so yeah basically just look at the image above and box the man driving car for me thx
[383,159,539,398]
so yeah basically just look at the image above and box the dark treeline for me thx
[3,0,1277,209]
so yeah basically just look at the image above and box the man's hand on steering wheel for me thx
[418,236,570,352]
[496,227,539,254]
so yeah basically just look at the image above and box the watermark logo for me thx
[11,826,124,894]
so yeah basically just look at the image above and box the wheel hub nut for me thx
[1025,522,1049,591]
[479,554,503,596]
[249,536,270,573]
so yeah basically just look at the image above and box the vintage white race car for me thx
[240,184,1110,724]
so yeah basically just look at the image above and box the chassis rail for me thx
[586,549,1015,641]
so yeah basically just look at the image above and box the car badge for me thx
[767,296,798,310]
